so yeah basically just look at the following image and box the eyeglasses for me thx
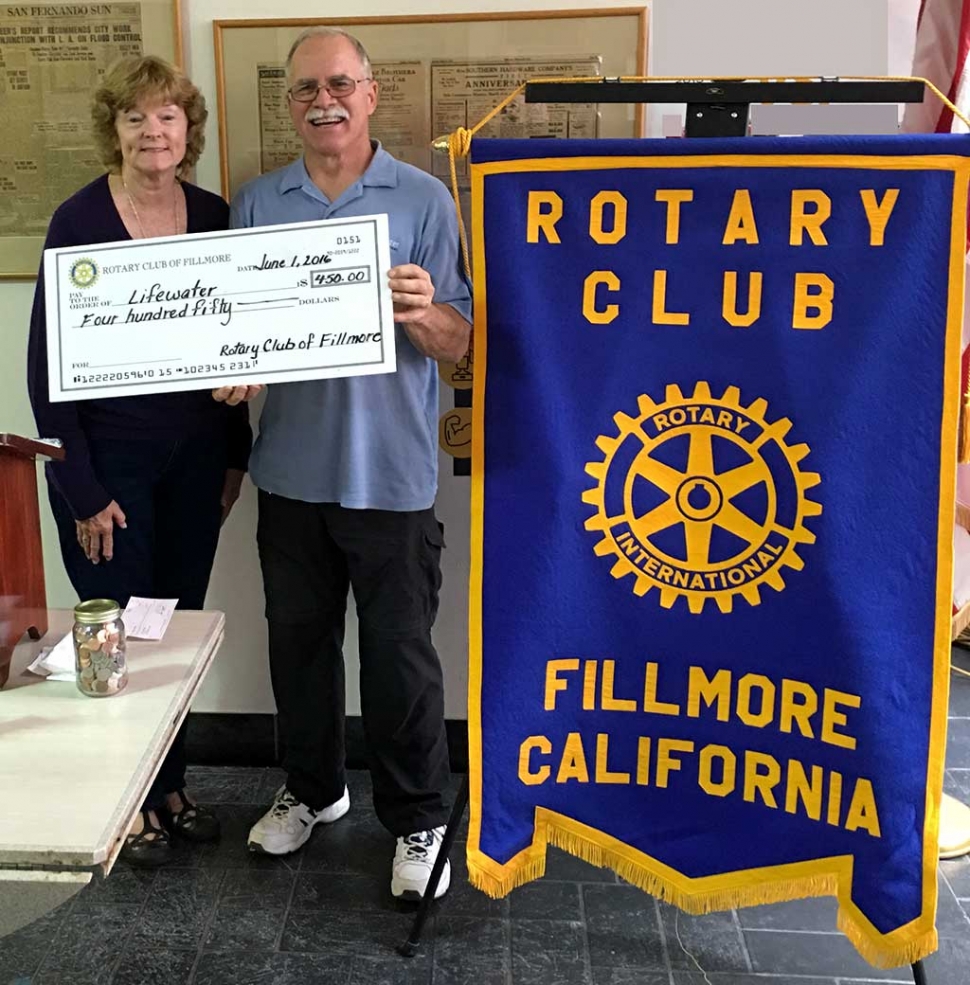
[287,76,372,102]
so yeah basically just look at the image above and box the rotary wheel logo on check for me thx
[583,382,822,614]
[69,258,98,289]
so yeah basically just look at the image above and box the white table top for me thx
[0,609,224,871]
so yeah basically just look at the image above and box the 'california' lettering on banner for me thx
[465,135,970,969]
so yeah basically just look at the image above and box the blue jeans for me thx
[49,434,228,810]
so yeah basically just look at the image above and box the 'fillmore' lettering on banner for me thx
[516,659,879,839]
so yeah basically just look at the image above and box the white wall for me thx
[889,0,921,77]
[1,0,903,717]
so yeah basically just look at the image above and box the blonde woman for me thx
[27,56,251,866]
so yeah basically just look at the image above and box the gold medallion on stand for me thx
[438,336,474,390]
[439,406,472,459]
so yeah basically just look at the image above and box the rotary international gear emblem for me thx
[583,382,821,614]
[69,258,98,289]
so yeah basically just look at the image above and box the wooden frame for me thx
[0,0,184,281]
[212,8,648,202]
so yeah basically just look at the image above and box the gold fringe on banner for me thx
[467,813,940,969]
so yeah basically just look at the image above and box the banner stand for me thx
[400,78,937,985]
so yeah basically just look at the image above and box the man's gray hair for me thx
[285,27,372,76]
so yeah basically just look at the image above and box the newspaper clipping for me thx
[430,56,600,182]
[0,3,143,239]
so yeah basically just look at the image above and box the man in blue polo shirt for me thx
[220,25,471,900]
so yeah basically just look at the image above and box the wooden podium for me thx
[0,434,64,689]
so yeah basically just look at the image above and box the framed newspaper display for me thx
[0,0,183,279]
[213,8,648,202]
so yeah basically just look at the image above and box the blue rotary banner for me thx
[465,134,970,968]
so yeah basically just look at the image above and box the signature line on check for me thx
[89,358,183,368]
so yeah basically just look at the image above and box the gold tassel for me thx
[836,910,938,970]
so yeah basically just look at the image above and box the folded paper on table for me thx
[26,632,74,681]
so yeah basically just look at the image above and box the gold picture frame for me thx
[213,8,648,204]
[0,0,184,280]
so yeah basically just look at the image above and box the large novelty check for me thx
[44,214,395,402]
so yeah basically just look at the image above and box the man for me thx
[218,26,471,900]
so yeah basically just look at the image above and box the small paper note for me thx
[26,632,75,681]
[122,597,178,640]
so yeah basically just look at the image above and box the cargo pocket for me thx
[421,513,445,627]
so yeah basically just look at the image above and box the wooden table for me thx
[0,609,224,937]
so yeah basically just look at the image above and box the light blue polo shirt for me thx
[230,143,472,511]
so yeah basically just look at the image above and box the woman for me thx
[27,56,252,866]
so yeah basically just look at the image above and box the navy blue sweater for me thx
[27,174,252,520]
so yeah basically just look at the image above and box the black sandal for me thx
[162,789,221,843]
[120,810,173,868]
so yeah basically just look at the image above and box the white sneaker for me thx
[248,785,349,855]
[391,826,451,900]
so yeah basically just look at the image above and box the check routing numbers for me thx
[524,184,900,329]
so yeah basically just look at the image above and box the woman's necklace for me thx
[121,174,183,238]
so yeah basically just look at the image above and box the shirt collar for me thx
[279,140,398,197]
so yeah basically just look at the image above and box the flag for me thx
[467,132,970,968]
[904,0,970,472]
[903,0,970,137]
[902,0,970,630]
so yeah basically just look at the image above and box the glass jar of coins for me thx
[73,599,128,698]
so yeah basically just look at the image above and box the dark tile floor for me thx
[4,657,970,985]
